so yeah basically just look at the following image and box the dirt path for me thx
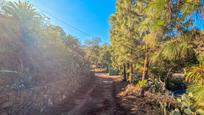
[48,73,126,115]
[46,73,166,115]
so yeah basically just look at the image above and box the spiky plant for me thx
[160,40,194,61]
[152,38,196,72]
[2,1,40,23]
[187,84,204,114]
[185,66,204,84]
[2,1,42,44]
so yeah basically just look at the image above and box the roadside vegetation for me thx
[0,1,93,114]
[107,0,204,114]
[0,0,204,115]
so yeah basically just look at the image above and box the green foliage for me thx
[0,1,92,90]
[110,0,142,67]
[84,38,101,65]
[109,0,203,114]
[98,44,112,69]
[132,73,141,84]
[185,66,204,84]
[136,80,148,88]
[178,94,195,113]
[198,53,204,66]
[154,40,195,63]
[180,0,202,18]
[152,39,197,75]
[110,0,202,81]
[65,35,85,57]
[173,93,204,115]
[141,0,170,33]
[149,65,167,80]
[148,79,165,93]
[2,1,43,44]
[2,1,41,22]
[83,40,112,72]
[167,85,204,115]
[167,94,199,115]
[109,67,119,76]
[188,84,204,106]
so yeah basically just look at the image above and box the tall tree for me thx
[139,0,202,79]
[110,0,202,81]
[110,0,143,81]
[98,44,112,72]
[84,37,101,66]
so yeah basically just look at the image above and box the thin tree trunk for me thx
[123,64,127,81]
[130,63,134,81]
[127,63,130,78]
[142,44,149,80]
[106,64,109,73]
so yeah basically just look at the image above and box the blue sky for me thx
[189,11,204,30]
[25,0,116,44]
[5,0,204,43]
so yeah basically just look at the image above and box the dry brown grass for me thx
[116,84,176,115]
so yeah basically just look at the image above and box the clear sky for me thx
[5,0,204,43]
[26,0,116,44]
[190,11,204,30]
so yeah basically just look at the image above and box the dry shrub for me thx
[0,15,93,114]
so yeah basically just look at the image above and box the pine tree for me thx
[110,0,143,81]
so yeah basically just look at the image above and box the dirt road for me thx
[48,73,126,115]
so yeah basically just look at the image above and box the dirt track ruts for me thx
[48,73,126,115]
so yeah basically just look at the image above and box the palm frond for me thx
[185,66,204,84]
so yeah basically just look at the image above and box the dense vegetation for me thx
[0,1,93,114]
[107,0,204,114]
[1,0,204,115]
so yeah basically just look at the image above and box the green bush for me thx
[131,73,141,84]
[148,79,164,93]
[170,93,204,115]
[198,53,204,66]
[168,85,204,115]
[188,84,204,106]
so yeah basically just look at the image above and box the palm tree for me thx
[1,1,43,80]
[151,37,197,85]
[2,1,42,44]
[3,1,40,22]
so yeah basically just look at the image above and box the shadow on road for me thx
[46,73,130,115]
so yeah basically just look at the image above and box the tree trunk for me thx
[123,64,127,81]
[142,44,149,80]
[106,64,109,73]
[127,63,130,78]
[130,63,134,81]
